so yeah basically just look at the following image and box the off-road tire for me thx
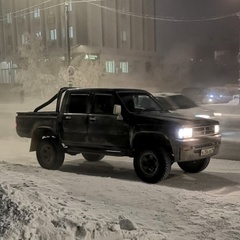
[82,153,105,162]
[177,158,210,173]
[36,138,65,170]
[134,148,172,183]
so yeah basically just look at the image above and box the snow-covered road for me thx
[1,137,240,240]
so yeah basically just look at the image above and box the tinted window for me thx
[92,94,114,114]
[68,94,89,113]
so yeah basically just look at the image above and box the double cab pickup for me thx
[16,87,221,183]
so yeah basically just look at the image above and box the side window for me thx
[93,94,114,114]
[68,94,89,113]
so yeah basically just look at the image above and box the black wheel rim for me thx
[140,152,159,176]
[40,145,54,163]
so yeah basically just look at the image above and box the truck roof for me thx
[65,87,150,94]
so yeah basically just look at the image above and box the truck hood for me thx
[131,110,219,127]
[170,106,215,119]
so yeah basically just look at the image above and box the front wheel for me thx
[36,138,65,170]
[134,148,172,184]
[177,158,210,173]
[82,153,105,162]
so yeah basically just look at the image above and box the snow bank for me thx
[0,181,162,240]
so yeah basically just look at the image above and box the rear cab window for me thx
[67,93,90,113]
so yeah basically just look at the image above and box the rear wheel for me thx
[36,138,65,170]
[134,148,171,183]
[177,158,210,173]
[82,153,105,162]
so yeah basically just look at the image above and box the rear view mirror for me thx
[113,104,123,120]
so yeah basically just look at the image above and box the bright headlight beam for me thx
[178,128,193,139]
[195,114,210,119]
[214,125,220,134]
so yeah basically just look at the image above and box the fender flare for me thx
[30,127,57,152]
[132,131,173,157]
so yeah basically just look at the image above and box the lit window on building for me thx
[21,34,28,45]
[36,31,41,38]
[69,26,73,38]
[7,13,12,23]
[121,31,127,42]
[120,61,128,73]
[33,7,40,18]
[50,29,57,40]
[105,61,115,73]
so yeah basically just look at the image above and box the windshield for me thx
[169,95,198,109]
[118,92,165,113]
[154,96,176,110]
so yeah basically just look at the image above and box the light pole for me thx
[65,1,73,87]
[237,12,240,105]
[237,13,240,104]
[65,1,71,67]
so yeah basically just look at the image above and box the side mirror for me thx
[113,104,123,120]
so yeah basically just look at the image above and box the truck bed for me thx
[16,111,58,138]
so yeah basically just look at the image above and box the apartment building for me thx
[0,0,157,87]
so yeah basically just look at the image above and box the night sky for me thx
[155,0,240,56]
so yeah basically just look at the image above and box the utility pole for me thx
[237,13,240,104]
[65,1,71,67]
[65,1,74,87]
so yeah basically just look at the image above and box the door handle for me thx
[65,116,71,120]
[89,116,96,122]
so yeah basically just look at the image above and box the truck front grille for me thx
[193,125,215,137]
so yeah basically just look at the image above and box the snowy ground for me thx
[1,137,240,240]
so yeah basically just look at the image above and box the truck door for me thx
[62,93,90,146]
[88,93,130,150]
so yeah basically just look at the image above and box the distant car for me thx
[152,92,216,119]
[181,87,232,104]
[202,88,232,104]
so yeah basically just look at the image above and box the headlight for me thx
[195,114,210,119]
[178,128,193,139]
[214,125,220,134]
[213,112,222,117]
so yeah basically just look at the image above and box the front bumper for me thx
[171,134,221,162]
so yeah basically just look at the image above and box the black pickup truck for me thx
[16,87,221,183]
